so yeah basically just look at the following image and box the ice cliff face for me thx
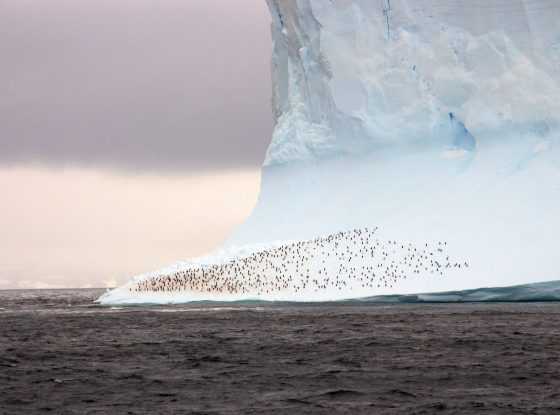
[264,0,560,166]
[227,0,560,290]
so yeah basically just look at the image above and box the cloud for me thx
[0,0,272,172]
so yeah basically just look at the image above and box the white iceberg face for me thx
[100,1,560,304]
[264,0,560,165]
[231,0,560,292]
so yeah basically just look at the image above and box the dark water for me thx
[1,289,560,414]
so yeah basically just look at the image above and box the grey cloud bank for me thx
[0,0,272,171]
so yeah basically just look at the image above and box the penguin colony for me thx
[131,227,468,296]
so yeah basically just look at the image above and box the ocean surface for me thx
[1,288,560,414]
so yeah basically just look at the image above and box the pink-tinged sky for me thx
[0,0,272,289]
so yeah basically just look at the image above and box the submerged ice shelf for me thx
[100,1,560,304]
[357,280,560,303]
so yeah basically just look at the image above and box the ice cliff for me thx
[99,1,560,304]
[229,0,560,291]
[263,0,560,166]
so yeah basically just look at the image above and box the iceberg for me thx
[98,0,560,304]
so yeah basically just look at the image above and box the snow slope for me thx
[99,1,560,304]
[98,228,470,304]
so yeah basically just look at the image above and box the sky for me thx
[0,0,272,289]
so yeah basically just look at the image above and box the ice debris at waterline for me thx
[97,228,469,304]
